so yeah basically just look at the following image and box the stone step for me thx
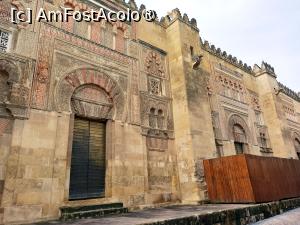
[60,203,128,221]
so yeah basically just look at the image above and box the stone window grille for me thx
[149,77,161,96]
[0,30,10,52]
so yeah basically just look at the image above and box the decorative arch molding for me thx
[55,68,126,121]
[228,114,252,144]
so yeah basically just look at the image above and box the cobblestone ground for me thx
[38,204,251,225]
[253,208,300,225]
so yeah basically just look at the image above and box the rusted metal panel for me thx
[247,155,300,203]
[204,155,255,203]
[204,154,300,203]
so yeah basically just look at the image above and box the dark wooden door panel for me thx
[69,118,106,200]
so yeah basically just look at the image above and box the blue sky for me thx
[137,0,300,92]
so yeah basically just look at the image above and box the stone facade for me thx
[0,0,299,224]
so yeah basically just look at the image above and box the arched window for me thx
[157,109,164,129]
[233,124,246,155]
[295,138,300,159]
[149,108,156,128]
[0,70,9,102]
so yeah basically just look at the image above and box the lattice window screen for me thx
[0,30,10,52]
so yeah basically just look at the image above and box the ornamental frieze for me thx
[32,22,133,110]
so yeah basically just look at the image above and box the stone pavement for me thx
[38,204,251,225]
[253,208,300,225]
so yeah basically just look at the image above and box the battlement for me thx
[138,6,198,30]
[201,39,253,74]
[253,61,276,77]
[278,82,300,102]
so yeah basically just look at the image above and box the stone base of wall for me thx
[142,198,300,225]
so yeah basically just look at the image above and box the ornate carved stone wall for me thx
[0,52,35,119]
[0,0,299,224]
[55,68,125,120]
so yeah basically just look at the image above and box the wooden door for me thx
[69,117,106,200]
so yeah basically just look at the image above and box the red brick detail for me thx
[32,24,131,109]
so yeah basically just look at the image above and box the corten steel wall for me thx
[204,154,300,203]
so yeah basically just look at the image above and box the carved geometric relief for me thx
[282,100,297,122]
[32,23,131,110]
[213,67,246,103]
[0,56,32,119]
[148,76,161,96]
[248,91,261,111]
[145,51,164,78]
